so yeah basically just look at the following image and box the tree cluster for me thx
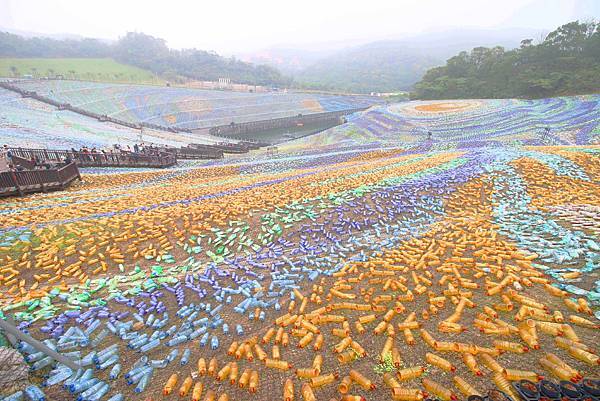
[0,31,290,87]
[412,21,600,100]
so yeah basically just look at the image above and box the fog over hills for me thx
[241,27,544,92]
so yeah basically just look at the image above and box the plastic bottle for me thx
[422,378,456,401]
[312,354,323,374]
[135,372,152,393]
[265,358,292,370]
[208,358,218,376]
[180,349,191,366]
[2,391,24,401]
[163,373,178,395]
[391,388,423,401]
[284,378,294,401]
[425,352,455,372]
[397,366,425,382]
[24,385,46,401]
[217,363,231,382]
[492,372,518,400]
[238,369,251,388]
[191,382,204,401]
[453,376,481,397]
[339,375,352,394]
[248,370,259,393]
[301,383,316,401]
[310,373,338,388]
[179,376,193,396]
[349,370,375,390]
[197,358,207,375]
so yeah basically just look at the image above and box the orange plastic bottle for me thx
[339,375,352,394]
[426,352,455,372]
[462,353,483,376]
[265,358,292,370]
[191,382,204,401]
[349,369,376,390]
[197,358,207,375]
[313,354,323,373]
[479,353,503,373]
[422,378,456,401]
[301,383,317,401]
[238,368,251,388]
[249,370,259,393]
[397,366,425,382]
[310,373,338,388]
[162,373,178,395]
[313,334,324,351]
[391,387,423,401]
[203,390,216,401]
[296,367,319,379]
[229,361,238,385]
[179,376,193,397]
[453,376,480,397]
[284,378,294,401]
[208,357,218,376]
[216,363,231,382]
[503,369,541,382]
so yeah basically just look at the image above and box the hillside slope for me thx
[0,58,160,83]
[294,28,538,93]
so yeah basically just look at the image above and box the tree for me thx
[413,20,600,100]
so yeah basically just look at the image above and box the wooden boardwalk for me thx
[0,162,81,197]
[9,148,177,168]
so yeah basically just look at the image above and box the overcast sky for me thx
[0,0,598,54]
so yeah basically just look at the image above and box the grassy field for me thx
[0,58,164,84]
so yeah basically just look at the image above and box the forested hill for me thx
[0,31,289,86]
[412,21,600,100]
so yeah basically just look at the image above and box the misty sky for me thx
[0,0,598,54]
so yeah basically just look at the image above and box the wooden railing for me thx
[190,142,250,154]
[163,146,224,160]
[0,162,81,197]
[8,148,177,168]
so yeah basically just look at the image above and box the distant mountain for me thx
[240,47,334,74]
[249,28,542,93]
[0,26,93,41]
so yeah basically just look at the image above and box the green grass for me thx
[0,58,164,84]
